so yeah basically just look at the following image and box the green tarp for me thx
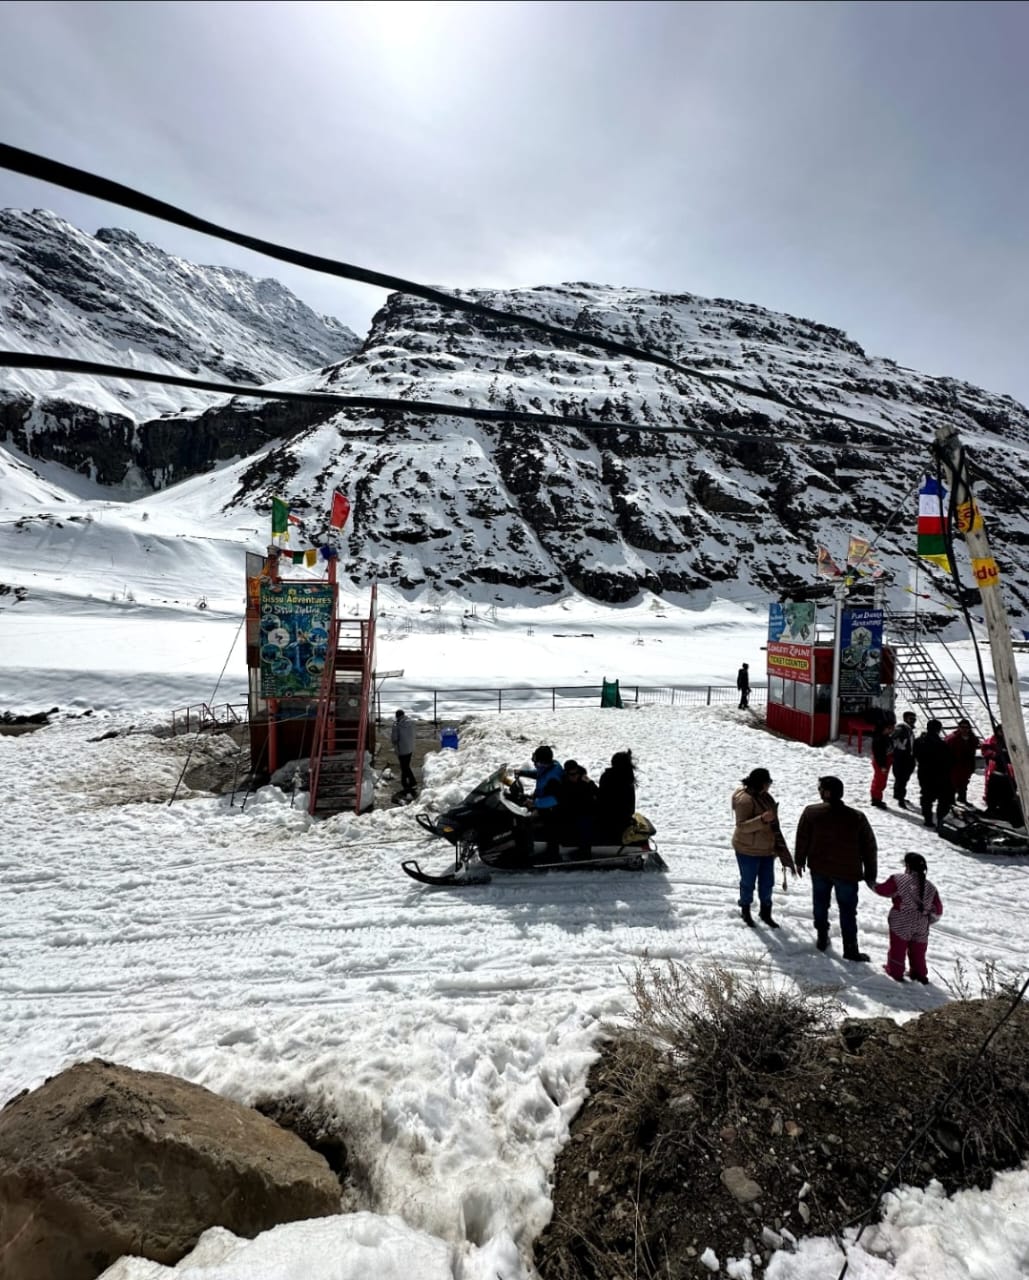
[601,678,623,709]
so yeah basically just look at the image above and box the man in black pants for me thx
[390,709,418,796]
[737,663,751,710]
[891,711,917,810]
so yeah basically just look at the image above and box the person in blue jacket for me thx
[516,745,564,857]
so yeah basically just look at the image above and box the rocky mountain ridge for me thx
[0,209,358,490]
[221,283,1029,608]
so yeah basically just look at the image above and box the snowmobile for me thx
[402,766,667,887]
[936,797,1029,856]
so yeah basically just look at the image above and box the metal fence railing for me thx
[416,684,769,724]
[170,702,248,735]
[170,685,771,735]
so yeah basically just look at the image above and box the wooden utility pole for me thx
[934,424,1028,829]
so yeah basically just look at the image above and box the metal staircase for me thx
[885,610,984,737]
[308,587,377,817]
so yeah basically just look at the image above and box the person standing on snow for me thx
[891,711,918,810]
[794,776,877,961]
[731,767,798,929]
[390,709,418,797]
[945,719,979,805]
[914,719,954,831]
[873,851,943,984]
[870,713,895,809]
[981,725,1021,822]
[736,663,751,710]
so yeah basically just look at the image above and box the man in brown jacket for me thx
[794,775,878,961]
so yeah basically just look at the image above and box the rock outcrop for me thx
[0,1059,342,1280]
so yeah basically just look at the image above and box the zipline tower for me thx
[245,544,377,816]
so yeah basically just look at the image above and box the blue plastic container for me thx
[440,726,459,750]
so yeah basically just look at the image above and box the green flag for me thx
[271,497,289,538]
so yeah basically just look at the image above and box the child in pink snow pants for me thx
[874,852,943,983]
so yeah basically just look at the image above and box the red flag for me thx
[330,491,351,529]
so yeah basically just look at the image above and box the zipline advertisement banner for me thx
[839,607,884,696]
[258,582,333,697]
[767,600,816,683]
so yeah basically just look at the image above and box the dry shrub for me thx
[628,960,839,1114]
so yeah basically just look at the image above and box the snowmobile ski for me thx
[401,859,490,887]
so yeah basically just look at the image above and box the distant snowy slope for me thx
[0,209,360,494]
[5,258,1028,610]
[0,209,358,418]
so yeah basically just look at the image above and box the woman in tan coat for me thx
[731,767,798,928]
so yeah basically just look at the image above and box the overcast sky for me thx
[1,0,1027,403]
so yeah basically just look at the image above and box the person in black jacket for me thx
[559,760,599,858]
[891,711,917,809]
[597,750,636,844]
[737,663,751,710]
[914,719,954,832]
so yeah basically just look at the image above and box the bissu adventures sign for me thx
[258,581,333,698]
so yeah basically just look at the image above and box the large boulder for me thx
[0,1059,342,1280]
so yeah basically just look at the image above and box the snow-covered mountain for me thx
[0,209,358,489]
[215,283,1029,610]
[4,233,1028,611]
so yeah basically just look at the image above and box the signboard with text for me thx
[258,581,334,698]
[767,641,814,683]
[839,607,884,696]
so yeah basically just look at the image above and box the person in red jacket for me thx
[870,713,895,809]
[981,725,1020,822]
[945,719,979,805]
[874,852,943,984]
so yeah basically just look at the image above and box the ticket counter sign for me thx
[767,641,814,682]
[258,581,334,697]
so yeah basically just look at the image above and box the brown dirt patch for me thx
[535,990,1029,1278]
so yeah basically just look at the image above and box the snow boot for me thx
[843,947,871,963]
[741,905,756,928]
[758,904,780,929]
[816,927,830,951]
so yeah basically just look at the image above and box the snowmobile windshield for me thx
[461,767,508,806]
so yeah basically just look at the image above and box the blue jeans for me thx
[811,873,859,949]
[736,854,775,908]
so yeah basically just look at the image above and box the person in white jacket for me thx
[390,709,418,795]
